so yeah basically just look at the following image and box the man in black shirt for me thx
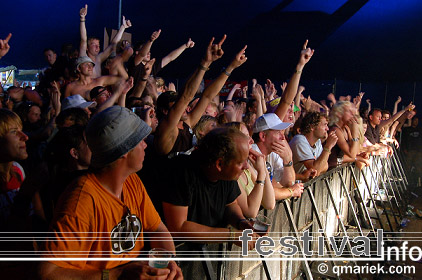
[162,128,259,249]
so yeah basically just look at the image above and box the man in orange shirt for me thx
[38,106,182,279]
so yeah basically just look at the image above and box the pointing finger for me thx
[4,33,12,44]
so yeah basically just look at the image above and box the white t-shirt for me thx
[251,143,284,183]
[289,134,323,173]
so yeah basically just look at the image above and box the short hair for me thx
[56,108,89,128]
[45,125,86,165]
[87,37,100,44]
[0,109,22,138]
[193,115,217,142]
[381,110,390,116]
[156,91,179,120]
[195,127,248,167]
[300,112,326,135]
[43,48,56,54]
[329,101,352,126]
[368,108,382,117]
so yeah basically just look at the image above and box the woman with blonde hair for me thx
[224,122,275,218]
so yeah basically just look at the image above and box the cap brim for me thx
[78,101,97,109]
[271,122,293,130]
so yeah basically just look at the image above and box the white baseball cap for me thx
[253,113,292,133]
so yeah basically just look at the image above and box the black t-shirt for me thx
[365,124,380,144]
[162,154,241,228]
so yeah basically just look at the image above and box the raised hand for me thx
[203,35,226,63]
[405,102,415,111]
[228,45,247,69]
[0,33,12,59]
[395,96,402,104]
[327,93,336,104]
[325,130,338,150]
[150,29,161,42]
[298,40,315,67]
[142,58,156,79]
[185,38,195,48]
[121,16,132,29]
[248,149,266,173]
[272,139,293,163]
[366,99,371,104]
[79,4,88,19]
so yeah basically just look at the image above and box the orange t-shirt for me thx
[44,173,161,270]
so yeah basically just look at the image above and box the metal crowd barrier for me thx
[177,146,409,280]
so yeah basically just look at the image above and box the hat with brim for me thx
[86,106,152,169]
[253,113,292,133]
[76,56,95,69]
[61,95,97,111]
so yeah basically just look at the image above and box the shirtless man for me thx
[64,56,122,100]
[79,4,132,78]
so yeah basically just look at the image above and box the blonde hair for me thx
[329,101,352,126]
[0,109,22,138]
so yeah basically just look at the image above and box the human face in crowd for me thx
[412,117,418,127]
[44,50,57,66]
[27,105,41,124]
[370,110,382,126]
[127,139,148,172]
[382,113,390,120]
[263,129,285,152]
[87,39,100,56]
[0,125,28,162]
[240,123,254,149]
[204,104,218,117]
[282,103,294,123]
[221,136,249,181]
[78,62,94,76]
[362,123,368,133]
[341,105,356,124]
[313,117,329,140]
[93,88,111,105]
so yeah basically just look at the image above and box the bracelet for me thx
[228,226,236,241]
[199,64,209,71]
[323,147,331,153]
[351,137,359,142]
[283,160,293,167]
[80,19,86,22]
[255,180,265,187]
[287,187,294,199]
[140,77,147,81]
[294,69,302,74]
[223,69,231,76]
[102,269,109,280]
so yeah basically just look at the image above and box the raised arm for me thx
[154,36,225,155]
[188,44,247,127]
[275,40,314,120]
[379,102,415,129]
[130,58,155,99]
[78,4,88,57]
[161,38,195,68]
[98,16,132,62]
[0,33,11,59]
[393,96,401,115]
[134,29,161,66]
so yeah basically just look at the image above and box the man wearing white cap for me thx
[64,56,123,101]
[251,113,303,200]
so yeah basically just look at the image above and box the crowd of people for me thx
[0,4,420,279]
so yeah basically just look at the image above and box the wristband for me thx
[80,19,86,22]
[140,77,147,81]
[294,69,302,74]
[323,147,331,153]
[287,187,294,199]
[102,269,109,280]
[283,160,293,167]
[351,137,359,142]
[223,69,231,76]
[199,64,209,71]
[255,180,265,187]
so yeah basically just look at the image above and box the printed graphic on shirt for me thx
[110,211,142,254]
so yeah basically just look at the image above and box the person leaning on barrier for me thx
[289,111,338,179]
[162,127,260,251]
[38,106,182,280]
[251,113,304,200]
